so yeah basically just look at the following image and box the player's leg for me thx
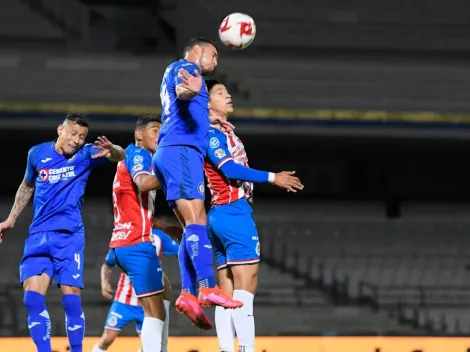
[208,208,236,351]
[211,200,260,352]
[154,146,241,308]
[114,242,165,352]
[20,232,54,352]
[175,235,213,330]
[162,274,171,352]
[91,301,131,352]
[53,231,86,352]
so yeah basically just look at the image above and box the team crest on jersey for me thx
[38,169,49,181]
[256,242,260,256]
[198,182,205,195]
[133,155,143,164]
[214,148,226,159]
[133,163,143,172]
[209,137,220,149]
[107,315,118,327]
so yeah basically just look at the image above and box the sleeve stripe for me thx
[217,157,233,168]
[132,170,151,181]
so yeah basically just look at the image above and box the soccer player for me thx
[110,115,172,352]
[0,113,125,352]
[204,79,304,352]
[153,37,241,330]
[92,226,179,352]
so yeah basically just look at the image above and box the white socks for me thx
[162,300,170,352]
[232,290,255,352]
[215,305,235,352]
[91,344,107,352]
[141,317,164,352]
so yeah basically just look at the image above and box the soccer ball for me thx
[218,13,256,50]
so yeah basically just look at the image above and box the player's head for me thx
[135,115,162,153]
[206,79,233,118]
[56,113,89,156]
[183,37,218,75]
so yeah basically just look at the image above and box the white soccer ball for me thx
[218,13,256,50]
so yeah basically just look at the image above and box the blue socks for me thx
[24,291,52,352]
[180,224,216,292]
[179,233,198,296]
[62,294,85,352]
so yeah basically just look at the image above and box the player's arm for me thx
[153,218,183,240]
[128,150,160,192]
[134,174,160,193]
[175,64,202,100]
[91,136,126,162]
[208,133,303,192]
[101,250,115,300]
[0,149,36,238]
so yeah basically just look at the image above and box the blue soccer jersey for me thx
[158,59,210,155]
[24,141,108,234]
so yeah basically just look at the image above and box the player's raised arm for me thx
[0,149,36,241]
[176,67,202,100]
[92,136,126,162]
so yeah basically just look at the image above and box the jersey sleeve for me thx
[125,148,152,182]
[84,143,109,169]
[207,130,233,168]
[174,62,201,86]
[104,249,116,267]
[24,147,37,185]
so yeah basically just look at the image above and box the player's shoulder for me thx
[208,127,226,137]
[125,144,151,158]
[28,141,53,159]
[208,128,227,149]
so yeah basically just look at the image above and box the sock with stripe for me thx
[184,224,216,288]
[24,291,52,352]
[62,294,85,352]
[179,233,197,295]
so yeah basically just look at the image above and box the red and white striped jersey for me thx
[110,144,155,248]
[204,127,253,206]
[114,272,140,306]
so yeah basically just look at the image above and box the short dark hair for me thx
[205,79,221,93]
[183,37,218,57]
[136,115,162,129]
[64,113,88,127]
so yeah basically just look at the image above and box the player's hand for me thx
[101,282,114,300]
[178,69,202,94]
[209,116,235,131]
[93,136,114,159]
[0,218,15,244]
[273,171,304,193]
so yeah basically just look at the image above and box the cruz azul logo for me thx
[39,166,76,183]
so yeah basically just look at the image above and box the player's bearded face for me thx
[57,122,87,155]
[198,44,218,75]
[138,122,161,153]
[209,84,233,116]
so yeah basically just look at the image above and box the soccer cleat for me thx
[198,285,244,308]
[175,292,213,330]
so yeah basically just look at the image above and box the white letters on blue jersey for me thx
[24,141,108,234]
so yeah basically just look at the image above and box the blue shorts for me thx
[105,301,144,333]
[20,230,85,288]
[207,198,260,270]
[153,145,205,207]
[112,242,164,298]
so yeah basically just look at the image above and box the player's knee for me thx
[62,294,83,316]
[23,290,45,313]
[99,331,117,349]
[140,295,166,320]
[163,275,172,301]
[233,265,258,294]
